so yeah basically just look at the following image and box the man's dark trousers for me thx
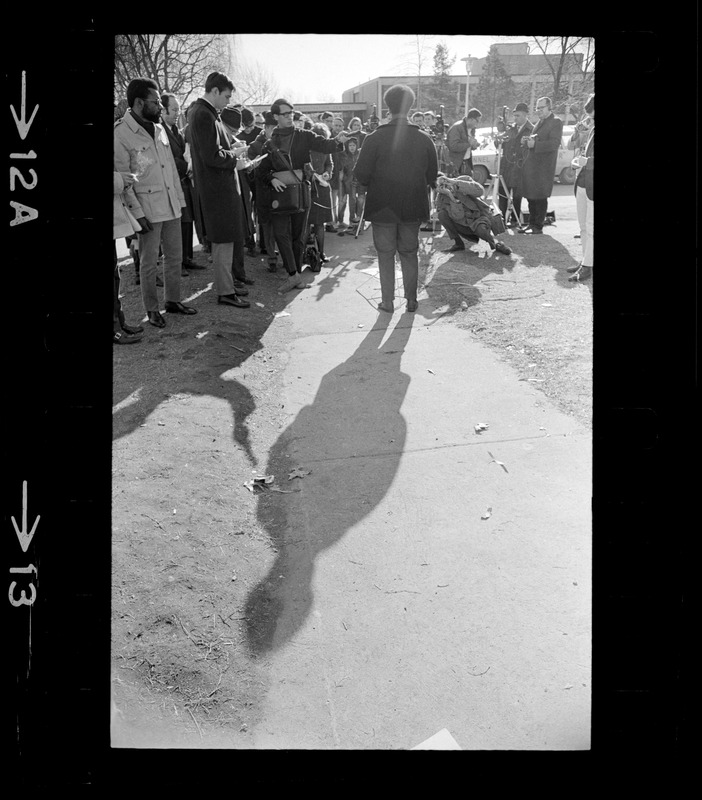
[271,210,308,275]
[527,198,548,230]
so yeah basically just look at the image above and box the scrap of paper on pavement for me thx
[411,728,462,750]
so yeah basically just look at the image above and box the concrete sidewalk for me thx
[245,226,591,750]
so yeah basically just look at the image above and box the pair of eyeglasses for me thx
[278,111,293,117]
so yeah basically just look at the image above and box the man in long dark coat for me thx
[519,96,563,234]
[354,84,438,313]
[187,72,250,308]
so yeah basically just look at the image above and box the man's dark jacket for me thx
[520,112,563,200]
[353,119,438,223]
[499,119,534,192]
[164,121,193,222]
[187,98,245,243]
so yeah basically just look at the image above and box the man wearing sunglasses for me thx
[114,78,198,329]
[258,98,348,292]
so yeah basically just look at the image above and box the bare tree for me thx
[529,36,594,108]
[231,59,280,106]
[395,35,437,109]
[114,34,230,106]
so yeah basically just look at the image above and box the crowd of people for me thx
[113,74,594,344]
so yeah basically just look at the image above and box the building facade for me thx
[342,42,590,124]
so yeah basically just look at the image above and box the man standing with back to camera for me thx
[353,84,438,313]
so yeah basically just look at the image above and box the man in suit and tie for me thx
[519,97,563,234]
[186,72,250,308]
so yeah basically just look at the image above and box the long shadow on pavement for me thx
[244,311,415,653]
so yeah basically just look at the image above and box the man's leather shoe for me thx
[568,266,592,282]
[218,293,250,308]
[165,301,197,315]
[148,311,166,328]
[232,283,249,296]
[523,227,543,234]
[182,257,197,268]
[122,323,144,335]
[566,264,581,273]
[113,330,143,344]
[406,299,419,312]
[446,242,465,252]
[181,268,189,277]
[494,241,512,255]
[377,302,394,313]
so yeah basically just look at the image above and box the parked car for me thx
[465,124,577,185]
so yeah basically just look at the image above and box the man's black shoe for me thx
[165,301,197,315]
[240,277,255,285]
[148,311,166,328]
[113,330,143,344]
[523,227,543,235]
[494,241,512,255]
[566,264,581,273]
[232,283,249,296]
[182,257,198,268]
[122,323,144,335]
[218,294,250,308]
[446,242,466,252]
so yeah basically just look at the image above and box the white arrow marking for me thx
[10,71,39,140]
[11,481,40,553]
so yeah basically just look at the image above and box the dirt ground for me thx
[111,201,592,747]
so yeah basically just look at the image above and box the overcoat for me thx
[353,119,438,224]
[187,98,245,243]
[521,113,563,200]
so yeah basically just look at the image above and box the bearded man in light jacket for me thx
[114,77,197,328]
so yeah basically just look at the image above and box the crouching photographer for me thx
[435,173,511,255]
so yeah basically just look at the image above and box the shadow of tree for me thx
[244,311,415,653]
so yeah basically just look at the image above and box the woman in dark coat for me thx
[307,123,334,263]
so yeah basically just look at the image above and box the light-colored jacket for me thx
[113,171,141,240]
[113,110,185,224]
[446,118,479,170]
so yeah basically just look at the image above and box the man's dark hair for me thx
[466,107,482,122]
[271,98,294,115]
[205,72,234,93]
[584,93,595,114]
[383,84,415,116]
[263,111,277,127]
[127,77,159,108]
[160,92,177,111]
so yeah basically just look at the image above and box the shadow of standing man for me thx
[245,312,416,653]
